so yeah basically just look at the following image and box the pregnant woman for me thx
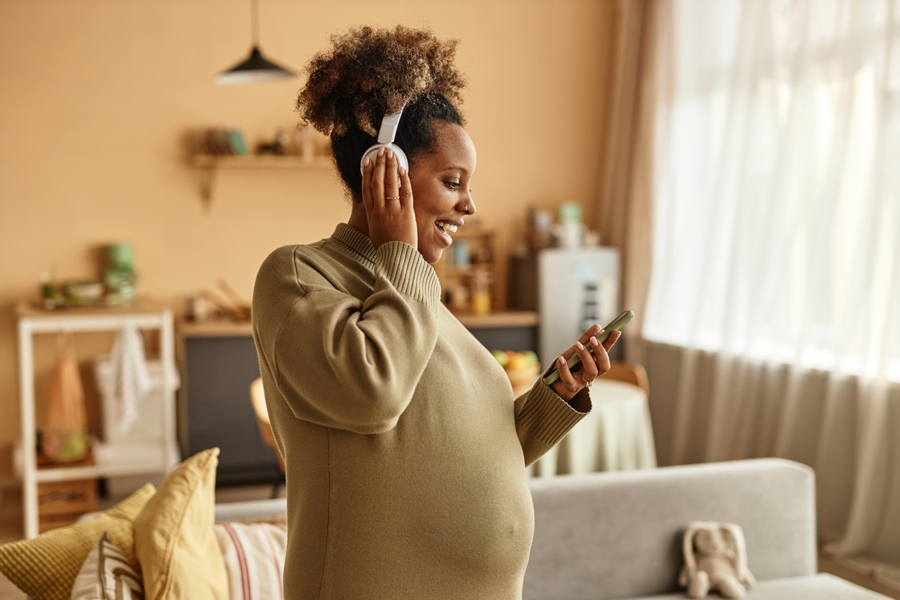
[252,25,621,600]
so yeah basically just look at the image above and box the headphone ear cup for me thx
[360,143,410,176]
[390,144,409,175]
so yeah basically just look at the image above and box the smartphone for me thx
[542,310,634,385]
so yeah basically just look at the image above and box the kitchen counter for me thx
[179,310,539,336]
[179,319,252,337]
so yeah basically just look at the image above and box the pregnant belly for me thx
[417,468,536,576]
[325,440,535,594]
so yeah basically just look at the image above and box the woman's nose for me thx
[459,193,476,216]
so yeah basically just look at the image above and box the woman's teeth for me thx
[437,221,458,233]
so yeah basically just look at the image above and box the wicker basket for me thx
[506,364,540,396]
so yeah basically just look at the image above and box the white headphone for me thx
[359,106,410,176]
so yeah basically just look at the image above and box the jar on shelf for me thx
[471,271,492,315]
[448,285,469,311]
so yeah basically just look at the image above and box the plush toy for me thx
[678,521,756,598]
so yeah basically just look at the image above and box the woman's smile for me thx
[434,221,454,246]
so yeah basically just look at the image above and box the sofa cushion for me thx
[628,574,889,599]
[133,448,227,600]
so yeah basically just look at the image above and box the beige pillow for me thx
[0,484,154,600]
[133,448,227,600]
[70,532,144,600]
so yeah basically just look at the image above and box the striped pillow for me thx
[70,532,144,600]
[214,522,286,600]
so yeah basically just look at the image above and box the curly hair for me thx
[297,25,466,199]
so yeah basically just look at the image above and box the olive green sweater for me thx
[252,224,591,600]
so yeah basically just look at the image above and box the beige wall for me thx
[0,0,615,477]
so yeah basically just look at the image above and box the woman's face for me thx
[408,121,477,264]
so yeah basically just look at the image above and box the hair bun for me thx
[298,25,465,137]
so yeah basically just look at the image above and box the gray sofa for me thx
[216,458,888,599]
[525,458,886,599]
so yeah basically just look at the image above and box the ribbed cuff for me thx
[375,241,441,307]
[567,387,592,413]
[515,378,592,447]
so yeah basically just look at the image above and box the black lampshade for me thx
[217,46,295,84]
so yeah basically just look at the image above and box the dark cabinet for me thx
[180,328,281,486]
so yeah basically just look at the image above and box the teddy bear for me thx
[678,521,756,598]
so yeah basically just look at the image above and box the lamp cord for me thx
[251,0,259,47]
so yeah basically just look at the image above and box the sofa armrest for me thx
[214,498,287,522]
[524,458,816,600]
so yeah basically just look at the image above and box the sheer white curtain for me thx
[641,0,900,584]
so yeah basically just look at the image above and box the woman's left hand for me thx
[550,324,622,401]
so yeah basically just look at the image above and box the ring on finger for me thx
[581,372,594,388]
[385,195,400,201]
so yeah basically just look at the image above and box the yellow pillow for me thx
[134,447,227,600]
[0,483,155,600]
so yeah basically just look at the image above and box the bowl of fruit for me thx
[492,349,541,393]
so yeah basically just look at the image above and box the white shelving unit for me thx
[16,300,179,538]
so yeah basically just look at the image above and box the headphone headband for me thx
[377,105,405,144]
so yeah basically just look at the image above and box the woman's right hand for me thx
[361,148,417,250]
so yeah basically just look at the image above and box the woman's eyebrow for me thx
[442,166,469,174]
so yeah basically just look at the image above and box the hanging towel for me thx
[107,323,152,434]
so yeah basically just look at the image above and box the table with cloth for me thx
[528,378,657,477]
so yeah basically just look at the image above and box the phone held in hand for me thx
[542,310,634,386]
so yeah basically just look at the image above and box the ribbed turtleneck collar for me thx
[331,223,377,267]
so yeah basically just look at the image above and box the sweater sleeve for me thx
[513,377,591,467]
[260,241,441,434]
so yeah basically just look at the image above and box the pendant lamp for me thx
[217,0,295,84]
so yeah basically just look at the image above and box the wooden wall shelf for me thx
[192,155,334,203]
[454,311,539,329]
[192,155,333,169]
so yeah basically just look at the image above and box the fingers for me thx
[575,340,599,381]
[367,148,403,211]
[371,148,386,209]
[589,334,611,375]
[556,355,577,390]
[399,165,413,210]
[384,150,399,199]
[361,156,374,213]
[603,330,622,352]
[560,323,604,361]
[551,329,625,399]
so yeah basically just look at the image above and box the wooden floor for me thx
[1,486,898,599]
[819,548,900,599]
